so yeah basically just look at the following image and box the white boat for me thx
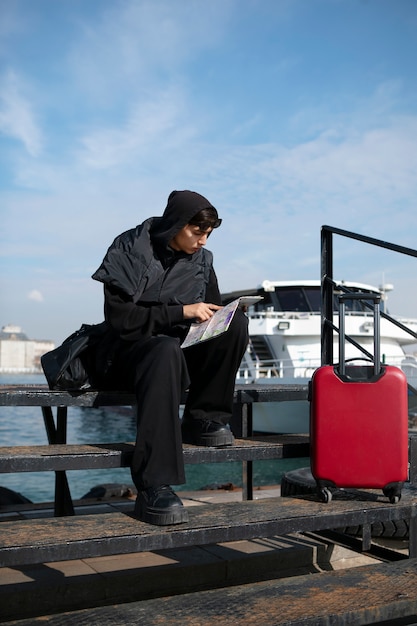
[222,280,417,433]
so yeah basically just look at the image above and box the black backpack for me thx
[41,321,110,390]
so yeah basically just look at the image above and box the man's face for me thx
[170,224,213,255]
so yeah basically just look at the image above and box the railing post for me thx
[321,226,334,365]
[409,433,417,486]
[241,399,254,501]
[41,406,75,517]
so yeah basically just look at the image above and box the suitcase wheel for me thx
[383,483,403,504]
[319,487,333,503]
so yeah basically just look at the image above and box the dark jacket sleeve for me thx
[104,268,222,342]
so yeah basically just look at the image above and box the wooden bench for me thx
[0,435,310,471]
[0,383,310,515]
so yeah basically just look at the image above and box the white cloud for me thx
[0,70,43,156]
[27,290,44,303]
[79,85,193,169]
[69,0,233,104]
[4,106,417,279]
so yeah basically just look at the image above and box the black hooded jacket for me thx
[92,190,222,342]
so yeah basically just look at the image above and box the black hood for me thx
[150,190,217,251]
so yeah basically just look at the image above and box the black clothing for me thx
[92,189,219,304]
[101,261,221,343]
[105,310,248,490]
[93,217,215,307]
[92,190,248,491]
[92,213,221,343]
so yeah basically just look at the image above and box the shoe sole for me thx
[195,432,235,447]
[182,426,235,447]
[134,503,189,526]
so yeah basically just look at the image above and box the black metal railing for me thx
[320,225,417,367]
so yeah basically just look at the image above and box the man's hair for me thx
[189,208,222,231]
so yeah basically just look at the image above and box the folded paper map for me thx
[181,296,263,349]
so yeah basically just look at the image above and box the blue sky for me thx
[1,0,417,345]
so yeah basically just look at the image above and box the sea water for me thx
[0,374,308,503]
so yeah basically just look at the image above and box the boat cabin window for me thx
[272,287,320,313]
[304,288,321,312]
[247,285,382,314]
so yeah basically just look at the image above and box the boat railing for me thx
[237,355,320,381]
[237,351,417,385]
[247,309,405,323]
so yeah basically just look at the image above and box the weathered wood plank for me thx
[0,385,137,407]
[1,490,416,566]
[0,383,309,407]
[35,558,417,626]
[0,435,309,472]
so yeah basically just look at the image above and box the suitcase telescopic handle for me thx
[337,293,381,376]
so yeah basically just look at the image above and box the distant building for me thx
[0,325,55,373]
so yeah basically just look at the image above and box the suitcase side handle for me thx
[338,293,381,377]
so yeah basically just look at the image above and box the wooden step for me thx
[0,382,309,407]
[1,490,416,567]
[0,435,309,473]
[35,558,417,626]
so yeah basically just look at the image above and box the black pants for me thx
[104,309,248,491]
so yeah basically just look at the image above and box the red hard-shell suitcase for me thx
[310,293,408,503]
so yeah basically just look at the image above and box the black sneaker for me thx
[182,419,235,447]
[133,485,189,526]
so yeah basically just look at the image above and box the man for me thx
[92,190,249,526]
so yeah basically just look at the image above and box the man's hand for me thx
[183,302,222,323]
